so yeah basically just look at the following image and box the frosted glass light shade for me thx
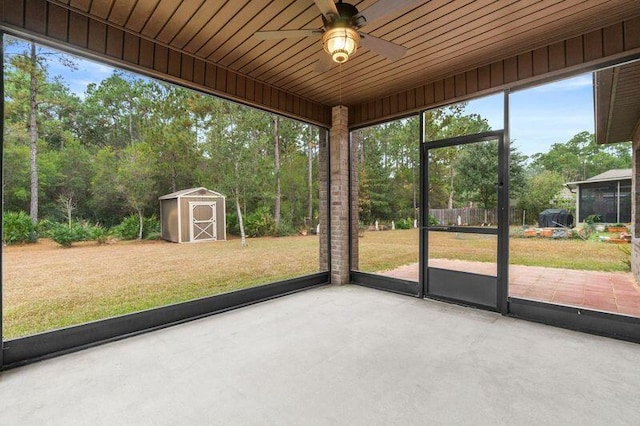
[323,27,360,63]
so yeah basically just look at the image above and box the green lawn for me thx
[2,229,630,338]
[357,228,630,272]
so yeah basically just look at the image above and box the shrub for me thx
[89,224,109,244]
[395,218,412,229]
[427,214,438,226]
[48,223,79,248]
[112,214,160,240]
[112,214,140,240]
[48,221,92,247]
[275,219,296,237]
[585,214,603,224]
[143,216,160,239]
[244,206,275,237]
[226,212,239,236]
[3,211,36,245]
[619,245,631,271]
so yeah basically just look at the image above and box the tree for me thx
[202,100,272,245]
[90,146,128,226]
[5,39,77,223]
[117,143,157,240]
[455,141,526,210]
[530,131,631,181]
[272,115,281,231]
[306,126,316,224]
[78,72,149,148]
[517,171,566,224]
[58,191,77,227]
[144,83,202,193]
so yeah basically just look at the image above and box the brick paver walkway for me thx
[381,260,640,317]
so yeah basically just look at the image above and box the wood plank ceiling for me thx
[47,0,640,109]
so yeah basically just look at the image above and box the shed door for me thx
[189,201,217,242]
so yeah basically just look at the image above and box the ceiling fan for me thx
[254,0,419,72]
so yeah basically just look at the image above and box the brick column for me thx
[330,106,350,284]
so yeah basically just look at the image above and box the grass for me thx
[2,228,630,339]
[357,228,630,272]
[3,236,320,339]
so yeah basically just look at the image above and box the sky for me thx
[7,37,595,158]
[461,74,594,157]
[50,58,114,98]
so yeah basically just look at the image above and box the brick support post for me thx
[330,106,350,284]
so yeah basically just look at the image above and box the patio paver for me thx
[380,260,640,317]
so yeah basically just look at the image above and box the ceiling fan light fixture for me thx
[323,26,360,63]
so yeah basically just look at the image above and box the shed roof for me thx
[566,169,631,188]
[159,187,225,200]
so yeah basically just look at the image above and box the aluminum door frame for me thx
[420,130,509,313]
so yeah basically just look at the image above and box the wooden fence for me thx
[429,207,524,226]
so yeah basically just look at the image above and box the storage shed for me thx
[159,187,226,243]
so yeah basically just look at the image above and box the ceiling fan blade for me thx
[314,54,335,73]
[359,33,407,61]
[314,0,339,20]
[356,0,423,27]
[254,29,322,40]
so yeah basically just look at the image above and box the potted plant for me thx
[606,223,627,233]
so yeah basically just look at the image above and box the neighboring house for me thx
[566,169,631,223]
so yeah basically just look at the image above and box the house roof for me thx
[594,61,640,145]
[158,187,225,200]
[566,169,632,188]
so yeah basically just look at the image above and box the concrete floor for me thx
[1,285,639,425]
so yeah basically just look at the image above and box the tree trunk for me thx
[235,195,247,248]
[29,42,39,224]
[273,116,281,231]
[137,208,144,240]
[307,127,313,223]
[447,166,454,209]
[235,161,247,247]
[170,162,177,193]
[412,167,418,221]
[67,203,72,227]
[128,113,134,147]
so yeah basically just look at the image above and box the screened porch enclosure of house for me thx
[578,181,631,223]
[1,35,328,343]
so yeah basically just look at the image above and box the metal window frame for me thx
[0,32,332,369]
[0,32,4,369]
[348,115,422,296]
[2,273,329,370]
[346,84,640,344]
